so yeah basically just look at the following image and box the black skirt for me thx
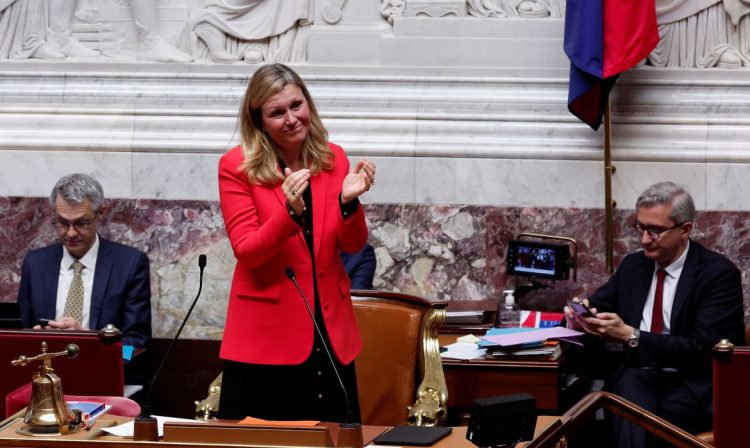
[217,332,361,423]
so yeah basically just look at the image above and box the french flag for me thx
[564,1,659,130]
[520,311,565,328]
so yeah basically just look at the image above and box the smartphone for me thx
[567,300,594,318]
[38,318,51,328]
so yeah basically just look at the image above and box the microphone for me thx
[134,254,207,441]
[284,267,357,426]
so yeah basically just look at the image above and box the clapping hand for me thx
[283,167,311,215]
[341,159,376,204]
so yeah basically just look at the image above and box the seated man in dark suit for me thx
[565,181,745,448]
[341,243,376,290]
[17,173,151,348]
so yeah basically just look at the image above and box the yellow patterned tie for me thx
[63,260,84,323]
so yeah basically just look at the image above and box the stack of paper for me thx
[440,335,487,360]
[486,340,563,359]
[478,327,584,359]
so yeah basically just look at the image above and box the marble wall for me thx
[2,1,750,340]
[2,197,749,339]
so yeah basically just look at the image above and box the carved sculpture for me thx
[184,0,311,64]
[130,0,192,62]
[381,0,406,24]
[649,0,750,68]
[0,0,191,62]
[49,0,99,58]
[406,0,467,17]
[0,0,98,59]
[467,0,564,18]
[194,372,222,420]
[322,0,348,24]
[0,0,50,59]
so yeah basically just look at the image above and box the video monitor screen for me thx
[506,240,570,280]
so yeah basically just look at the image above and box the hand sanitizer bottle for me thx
[499,290,520,327]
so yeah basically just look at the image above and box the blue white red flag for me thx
[520,310,564,328]
[564,1,659,130]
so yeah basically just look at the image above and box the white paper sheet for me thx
[101,415,205,438]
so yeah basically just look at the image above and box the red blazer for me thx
[218,142,367,365]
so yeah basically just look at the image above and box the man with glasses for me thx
[565,181,744,448]
[16,173,151,348]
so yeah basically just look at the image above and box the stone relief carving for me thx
[322,0,347,24]
[0,0,192,62]
[379,0,564,21]
[3,0,748,69]
[467,0,564,18]
[131,0,193,62]
[49,0,100,58]
[406,0,466,17]
[0,0,93,59]
[381,0,406,24]
[648,0,750,68]
[182,0,311,64]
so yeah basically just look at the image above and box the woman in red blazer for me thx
[217,64,375,423]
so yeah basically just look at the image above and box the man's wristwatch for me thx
[627,328,640,348]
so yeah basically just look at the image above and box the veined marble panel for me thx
[1,198,748,339]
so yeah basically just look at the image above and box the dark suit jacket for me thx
[589,240,745,413]
[341,243,376,290]
[17,238,152,348]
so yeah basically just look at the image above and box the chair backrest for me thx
[0,329,124,418]
[712,343,750,448]
[351,290,448,427]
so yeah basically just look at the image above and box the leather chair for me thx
[6,382,141,418]
[194,290,449,427]
[350,289,448,427]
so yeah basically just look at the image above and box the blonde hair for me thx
[238,64,332,185]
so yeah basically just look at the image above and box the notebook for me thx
[373,426,453,446]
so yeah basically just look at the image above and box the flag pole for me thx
[604,99,615,274]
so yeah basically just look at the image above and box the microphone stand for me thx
[134,255,207,441]
[285,267,363,448]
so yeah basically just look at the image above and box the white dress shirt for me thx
[55,235,99,329]
[640,240,690,335]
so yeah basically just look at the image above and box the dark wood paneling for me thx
[142,338,222,418]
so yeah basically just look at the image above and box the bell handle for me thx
[11,344,80,367]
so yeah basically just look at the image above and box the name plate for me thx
[163,421,333,447]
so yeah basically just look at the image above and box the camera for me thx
[506,239,571,281]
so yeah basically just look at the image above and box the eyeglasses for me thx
[52,216,96,232]
[633,222,684,240]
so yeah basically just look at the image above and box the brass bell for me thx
[11,342,82,436]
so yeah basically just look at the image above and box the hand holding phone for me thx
[567,299,594,318]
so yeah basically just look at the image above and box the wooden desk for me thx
[440,334,587,424]
[0,414,560,448]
